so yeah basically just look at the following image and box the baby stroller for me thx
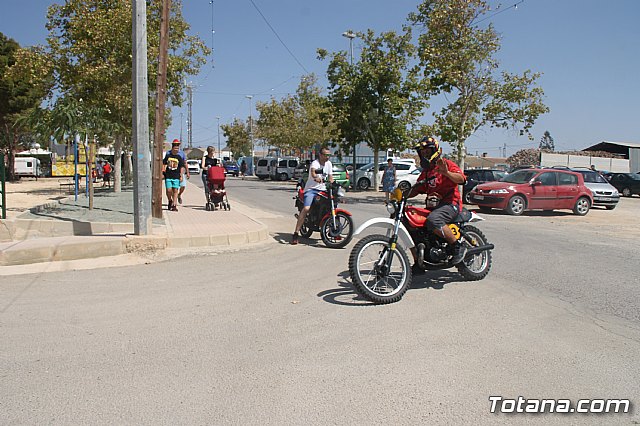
[205,166,230,211]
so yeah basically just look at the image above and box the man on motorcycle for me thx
[291,147,334,245]
[407,136,468,267]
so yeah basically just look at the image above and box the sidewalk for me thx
[0,179,268,267]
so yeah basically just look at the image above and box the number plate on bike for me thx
[449,224,461,240]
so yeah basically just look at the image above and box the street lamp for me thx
[342,30,357,188]
[342,31,355,65]
[246,95,254,175]
[215,116,221,158]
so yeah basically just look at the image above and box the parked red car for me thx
[469,168,593,216]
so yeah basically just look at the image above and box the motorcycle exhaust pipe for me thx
[465,243,494,258]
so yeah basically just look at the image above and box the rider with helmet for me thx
[408,136,468,267]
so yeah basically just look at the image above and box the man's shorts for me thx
[180,173,187,188]
[165,178,180,189]
[303,188,321,207]
[426,204,459,231]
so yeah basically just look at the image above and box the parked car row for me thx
[469,168,597,216]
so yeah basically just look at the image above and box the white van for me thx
[274,157,299,181]
[255,157,279,180]
[14,157,41,179]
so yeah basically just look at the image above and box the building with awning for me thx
[583,141,640,172]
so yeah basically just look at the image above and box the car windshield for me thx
[333,164,346,172]
[629,174,640,180]
[358,163,374,171]
[576,171,607,183]
[501,170,538,183]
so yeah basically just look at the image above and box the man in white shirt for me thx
[291,147,333,245]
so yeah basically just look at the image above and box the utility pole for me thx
[216,116,221,158]
[186,83,193,149]
[503,143,507,158]
[246,95,254,174]
[151,0,171,219]
[179,112,183,142]
[133,0,152,234]
[342,30,357,188]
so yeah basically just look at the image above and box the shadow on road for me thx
[409,269,462,290]
[318,271,375,306]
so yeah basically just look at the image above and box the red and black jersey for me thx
[413,159,465,209]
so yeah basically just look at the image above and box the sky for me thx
[1,0,639,157]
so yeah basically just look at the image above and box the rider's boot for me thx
[450,241,468,264]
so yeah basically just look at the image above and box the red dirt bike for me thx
[294,177,354,248]
[348,180,494,304]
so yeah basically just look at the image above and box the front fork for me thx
[379,201,405,275]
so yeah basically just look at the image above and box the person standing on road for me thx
[291,147,334,245]
[407,136,467,269]
[240,160,247,180]
[382,158,397,204]
[166,139,189,205]
[102,161,112,188]
[163,141,186,211]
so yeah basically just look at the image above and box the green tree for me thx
[408,0,549,169]
[221,118,252,158]
[256,74,338,154]
[7,0,209,190]
[318,29,424,189]
[539,130,554,151]
[0,33,49,180]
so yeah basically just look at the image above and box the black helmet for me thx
[414,136,442,164]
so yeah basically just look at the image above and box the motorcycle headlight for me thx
[386,202,396,215]
[337,187,346,198]
[488,189,509,194]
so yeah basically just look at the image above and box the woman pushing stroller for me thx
[201,146,230,211]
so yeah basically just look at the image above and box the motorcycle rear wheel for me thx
[299,220,313,238]
[456,225,492,281]
[348,234,412,304]
[320,212,354,249]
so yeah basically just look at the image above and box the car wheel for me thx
[622,187,632,197]
[357,178,371,191]
[505,195,526,216]
[573,196,590,216]
[464,191,473,204]
[398,181,410,191]
[605,205,617,210]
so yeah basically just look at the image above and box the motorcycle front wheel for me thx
[320,212,354,249]
[348,234,412,304]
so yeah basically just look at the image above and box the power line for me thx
[473,0,524,26]
[248,0,309,74]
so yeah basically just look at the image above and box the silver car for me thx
[572,169,619,210]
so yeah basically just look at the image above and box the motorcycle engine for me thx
[429,246,448,262]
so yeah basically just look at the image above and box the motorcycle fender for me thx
[469,212,485,222]
[320,208,352,223]
[354,218,414,249]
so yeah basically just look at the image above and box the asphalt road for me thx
[1,176,639,425]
